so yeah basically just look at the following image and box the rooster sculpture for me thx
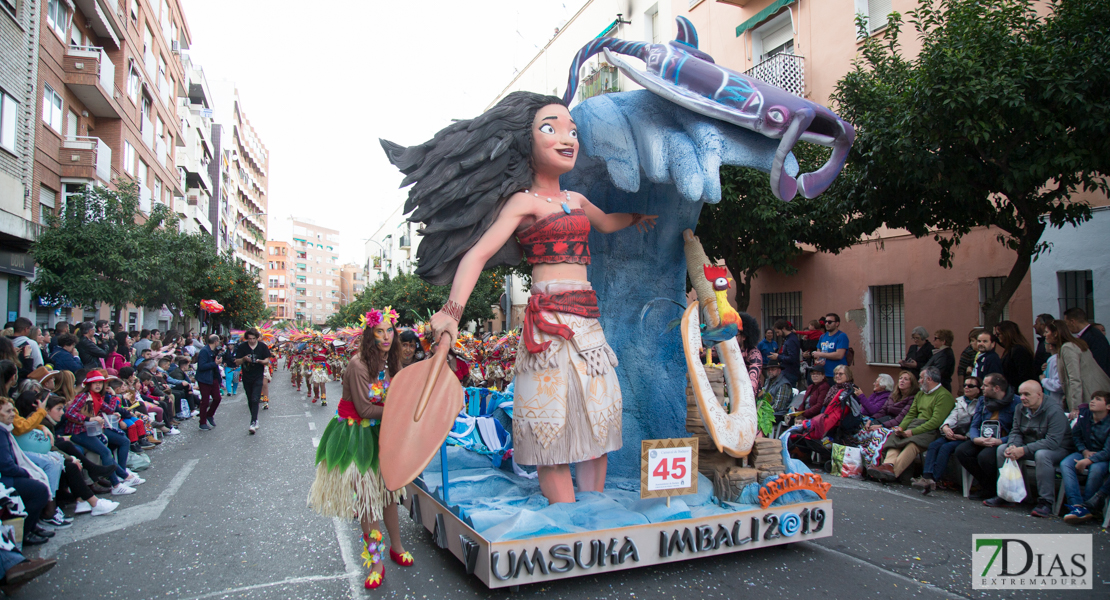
[700,265,741,356]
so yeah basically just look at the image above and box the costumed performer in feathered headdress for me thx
[308,306,412,589]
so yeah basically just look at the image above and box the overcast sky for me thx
[182,0,593,264]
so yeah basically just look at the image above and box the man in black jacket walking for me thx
[234,329,270,435]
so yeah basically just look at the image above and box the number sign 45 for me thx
[641,438,699,498]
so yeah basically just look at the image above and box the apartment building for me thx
[173,51,213,235]
[364,217,416,283]
[339,263,364,307]
[210,80,267,274]
[492,0,1107,387]
[0,0,42,323]
[265,240,293,321]
[32,0,190,223]
[291,219,340,325]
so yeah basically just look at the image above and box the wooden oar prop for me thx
[379,332,464,492]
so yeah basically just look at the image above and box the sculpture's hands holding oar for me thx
[430,304,460,351]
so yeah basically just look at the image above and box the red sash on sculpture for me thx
[523,289,601,354]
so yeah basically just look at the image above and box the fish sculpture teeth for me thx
[563,16,855,201]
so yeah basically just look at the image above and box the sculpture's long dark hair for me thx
[380,91,566,286]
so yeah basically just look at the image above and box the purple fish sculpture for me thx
[563,16,855,201]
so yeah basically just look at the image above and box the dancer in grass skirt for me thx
[307,306,413,590]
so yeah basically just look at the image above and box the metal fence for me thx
[868,284,904,365]
[743,53,805,97]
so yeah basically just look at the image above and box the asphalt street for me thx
[16,367,1109,599]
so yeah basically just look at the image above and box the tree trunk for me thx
[982,223,1043,328]
[735,269,755,312]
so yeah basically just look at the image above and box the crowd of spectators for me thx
[760,308,1110,524]
[0,317,247,591]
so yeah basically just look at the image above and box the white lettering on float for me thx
[488,508,826,580]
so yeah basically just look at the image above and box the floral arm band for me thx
[441,299,464,322]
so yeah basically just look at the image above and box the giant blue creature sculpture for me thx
[559,19,853,479]
[564,16,855,202]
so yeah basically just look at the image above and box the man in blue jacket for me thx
[954,373,1019,501]
[47,334,83,374]
[195,335,221,431]
[1062,390,1110,523]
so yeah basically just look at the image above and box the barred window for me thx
[1057,270,1094,322]
[761,291,802,333]
[978,277,1011,325]
[868,284,904,365]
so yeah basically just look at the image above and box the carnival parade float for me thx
[363,17,854,589]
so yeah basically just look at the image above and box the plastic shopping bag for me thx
[840,445,864,479]
[997,458,1027,503]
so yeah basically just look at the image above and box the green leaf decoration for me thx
[757,393,774,437]
[325,421,351,471]
[315,420,336,465]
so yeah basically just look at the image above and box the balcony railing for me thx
[743,53,805,98]
[61,136,112,182]
[579,64,620,102]
[63,46,118,118]
[141,115,154,149]
[139,185,152,214]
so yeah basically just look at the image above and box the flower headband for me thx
[365,306,400,329]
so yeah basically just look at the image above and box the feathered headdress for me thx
[362,306,400,329]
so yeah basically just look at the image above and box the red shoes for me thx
[390,547,414,566]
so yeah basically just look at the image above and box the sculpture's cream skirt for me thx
[512,280,623,466]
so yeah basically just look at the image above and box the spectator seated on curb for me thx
[860,373,894,416]
[763,359,794,415]
[984,380,1072,517]
[787,365,862,463]
[847,371,918,469]
[106,377,154,452]
[913,375,982,494]
[868,367,956,482]
[47,334,82,375]
[40,395,119,512]
[0,396,52,546]
[64,371,140,496]
[1061,391,1110,524]
[137,370,179,434]
[954,373,1019,502]
[784,370,828,428]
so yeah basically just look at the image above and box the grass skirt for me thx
[307,417,404,522]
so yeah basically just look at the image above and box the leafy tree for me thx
[695,145,865,311]
[190,250,268,330]
[830,0,1110,326]
[328,269,504,329]
[30,181,156,315]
